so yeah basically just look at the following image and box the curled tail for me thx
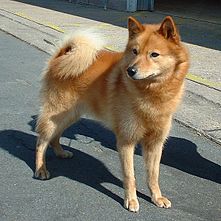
[48,30,105,78]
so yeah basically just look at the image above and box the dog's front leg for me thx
[117,140,139,212]
[141,138,171,208]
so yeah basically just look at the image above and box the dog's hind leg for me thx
[35,137,51,180]
[35,110,79,180]
[50,132,73,159]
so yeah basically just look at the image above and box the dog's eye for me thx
[150,52,160,58]
[132,48,138,55]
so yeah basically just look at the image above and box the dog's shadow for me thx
[29,116,221,184]
[0,116,151,206]
[0,116,220,207]
[0,129,127,205]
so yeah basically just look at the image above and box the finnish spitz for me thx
[35,16,189,212]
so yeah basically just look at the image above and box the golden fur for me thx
[35,16,189,212]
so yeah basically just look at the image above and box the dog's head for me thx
[123,16,187,82]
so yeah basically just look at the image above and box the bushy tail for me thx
[48,30,105,78]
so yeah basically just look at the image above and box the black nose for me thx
[127,66,137,77]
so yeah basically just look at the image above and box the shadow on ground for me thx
[0,116,155,206]
[0,116,221,207]
[14,0,221,50]
[0,117,220,193]
[30,115,221,185]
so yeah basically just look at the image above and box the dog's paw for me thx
[35,168,50,180]
[56,150,73,159]
[152,196,171,208]
[124,198,139,212]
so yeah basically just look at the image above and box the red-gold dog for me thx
[35,16,189,212]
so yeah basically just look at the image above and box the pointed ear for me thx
[158,16,180,43]
[128,16,144,39]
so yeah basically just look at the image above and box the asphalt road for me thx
[0,30,220,221]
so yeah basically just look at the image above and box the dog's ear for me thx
[158,16,180,43]
[128,16,144,39]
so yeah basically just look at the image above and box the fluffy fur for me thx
[50,30,105,78]
[35,16,189,212]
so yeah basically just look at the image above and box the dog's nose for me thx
[127,66,137,77]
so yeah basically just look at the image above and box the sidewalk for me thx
[0,0,221,144]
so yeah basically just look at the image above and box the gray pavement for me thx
[0,30,221,221]
[0,0,220,143]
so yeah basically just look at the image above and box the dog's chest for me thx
[135,97,163,119]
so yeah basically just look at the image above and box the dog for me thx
[35,16,189,212]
